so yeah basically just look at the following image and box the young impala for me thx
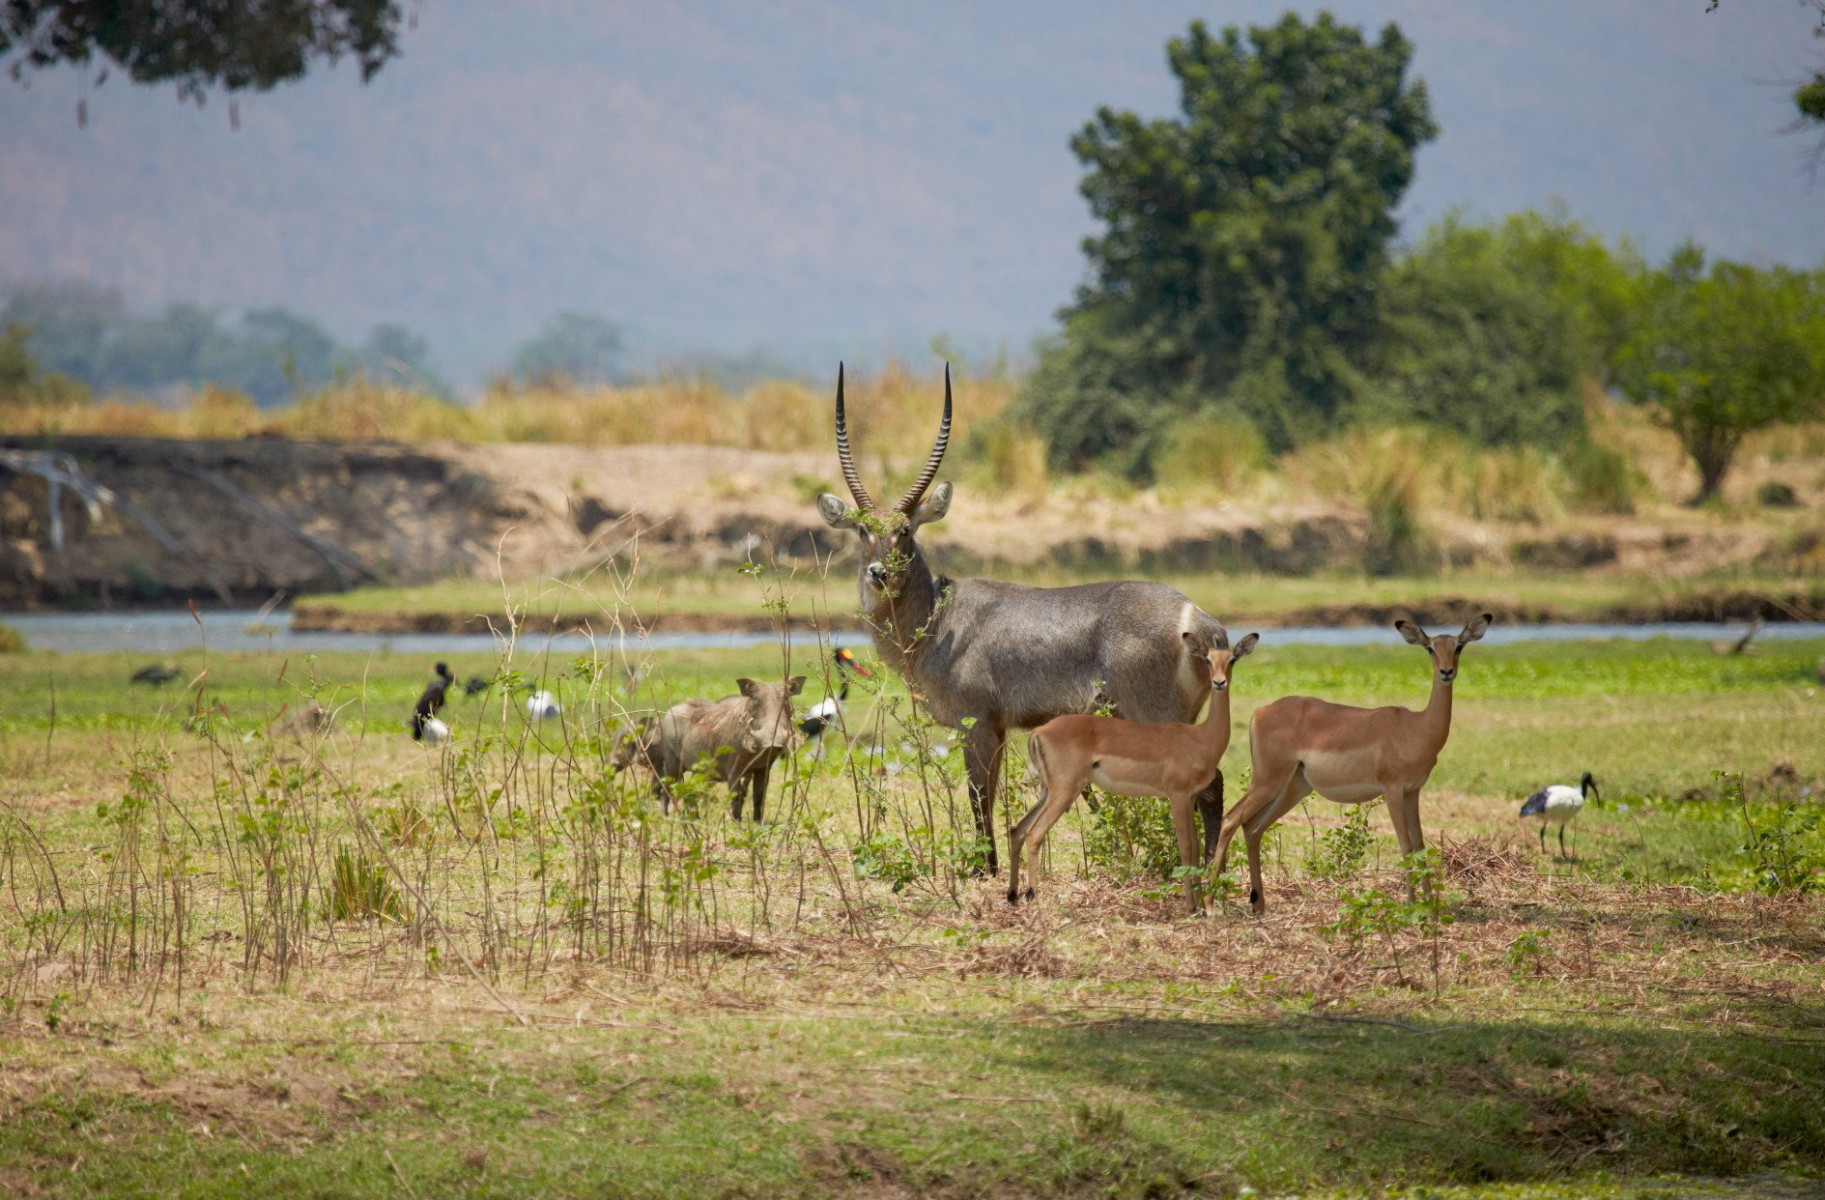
[1010,632,1259,915]
[1213,613,1492,915]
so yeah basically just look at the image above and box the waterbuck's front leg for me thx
[962,719,1006,876]
[1194,771,1224,864]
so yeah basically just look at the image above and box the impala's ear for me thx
[908,481,952,530]
[1395,619,1430,647]
[786,675,806,696]
[1459,612,1493,644]
[817,493,864,531]
[736,677,759,700]
[1232,632,1259,659]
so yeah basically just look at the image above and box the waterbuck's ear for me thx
[786,675,806,696]
[1459,612,1494,644]
[1232,632,1260,659]
[907,481,952,530]
[1395,619,1430,647]
[735,677,760,700]
[816,493,863,531]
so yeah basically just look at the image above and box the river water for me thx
[4,609,1821,655]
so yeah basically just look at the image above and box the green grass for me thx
[3,634,1823,1197]
[288,566,1825,627]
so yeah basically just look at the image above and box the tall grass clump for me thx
[1153,413,1267,497]
[1292,427,1442,575]
[0,620,22,653]
[1562,438,1645,514]
[969,422,1050,507]
[281,379,479,442]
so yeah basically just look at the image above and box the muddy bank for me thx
[289,586,1825,635]
[6,434,1820,611]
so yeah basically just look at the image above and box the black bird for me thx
[463,674,491,696]
[130,663,182,686]
[411,662,457,741]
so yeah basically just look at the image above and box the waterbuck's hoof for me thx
[1006,888,1020,905]
[1024,887,1035,901]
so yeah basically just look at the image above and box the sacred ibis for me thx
[1519,771,1596,858]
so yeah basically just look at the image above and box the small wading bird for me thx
[130,662,183,686]
[1520,771,1596,858]
[525,687,561,720]
[463,674,491,697]
[799,647,871,756]
[411,662,456,742]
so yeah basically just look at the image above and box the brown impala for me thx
[1215,614,1493,914]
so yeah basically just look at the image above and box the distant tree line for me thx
[0,283,630,406]
[1014,12,1825,502]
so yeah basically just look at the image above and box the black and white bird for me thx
[798,647,870,756]
[411,662,456,741]
[525,687,562,720]
[1519,771,1596,858]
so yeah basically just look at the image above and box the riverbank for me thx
[285,571,1825,636]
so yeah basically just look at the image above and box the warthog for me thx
[651,676,805,819]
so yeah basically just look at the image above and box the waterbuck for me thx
[651,677,806,820]
[814,365,1229,875]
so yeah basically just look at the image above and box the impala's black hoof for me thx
[1006,888,1019,905]
[1024,887,1035,901]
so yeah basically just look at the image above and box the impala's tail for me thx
[1024,732,1046,789]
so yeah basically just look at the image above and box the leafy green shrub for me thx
[1082,794,1182,883]
[852,829,928,893]
[1304,805,1373,880]
[1756,480,1800,508]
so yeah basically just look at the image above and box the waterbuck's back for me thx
[916,577,1222,730]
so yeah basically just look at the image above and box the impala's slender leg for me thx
[1385,785,1415,860]
[1398,785,1432,900]
[1240,768,1311,914]
[1170,793,1203,914]
[1215,760,1299,876]
[1008,755,1090,904]
[964,720,1006,876]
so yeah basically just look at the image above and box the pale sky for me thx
[1,1,1820,383]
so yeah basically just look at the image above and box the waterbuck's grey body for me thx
[816,365,1228,875]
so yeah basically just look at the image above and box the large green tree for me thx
[1017,12,1436,473]
[1363,209,1639,447]
[1614,245,1825,503]
[1,1,403,102]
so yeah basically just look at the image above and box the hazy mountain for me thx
[1,1,1819,387]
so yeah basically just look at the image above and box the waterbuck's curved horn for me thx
[833,362,874,512]
[895,363,952,513]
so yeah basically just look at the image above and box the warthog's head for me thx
[736,676,805,754]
